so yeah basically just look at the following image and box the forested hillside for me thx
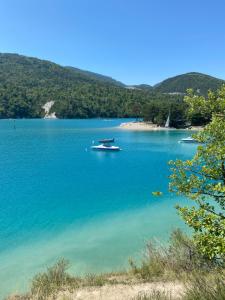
[0,53,223,126]
[0,53,180,119]
[154,72,224,94]
[65,66,125,87]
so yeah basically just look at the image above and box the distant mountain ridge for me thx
[0,53,224,119]
[127,84,153,91]
[65,66,125,87]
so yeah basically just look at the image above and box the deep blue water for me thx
[0,119,197,297]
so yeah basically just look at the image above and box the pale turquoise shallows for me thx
[0,119,197,298]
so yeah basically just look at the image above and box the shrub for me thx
[129,229,215,280]
[30,259,78,299]
[83,273,108,287]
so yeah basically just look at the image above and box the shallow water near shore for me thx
[0,119,197,297]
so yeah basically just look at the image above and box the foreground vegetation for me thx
[7,230,225,300]
[169,86,225,260]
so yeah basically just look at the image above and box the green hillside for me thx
[0,53,179,119]
[65,66,125,87]
[0,54,224,123]
[154,72,224,94]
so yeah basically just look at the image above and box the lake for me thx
[0,119,197,297]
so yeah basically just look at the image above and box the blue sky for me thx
[1,0,225,85]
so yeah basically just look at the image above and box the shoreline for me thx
[119,121,203,131]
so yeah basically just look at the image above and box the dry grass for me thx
[6,230,224,300]
[183,273,225,300]
[129,229,216,282]
[132,290,172,300]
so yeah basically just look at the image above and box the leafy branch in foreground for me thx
[169,86,225,260]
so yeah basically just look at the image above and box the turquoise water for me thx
[0,119,197,298]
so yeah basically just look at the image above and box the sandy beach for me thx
[119,122,203,131]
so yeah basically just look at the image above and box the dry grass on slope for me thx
[6,230,225,300]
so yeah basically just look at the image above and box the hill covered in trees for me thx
[154,72,224,94]
[0,53,180,119]
[65,66,125,87]
[0,53,224,125]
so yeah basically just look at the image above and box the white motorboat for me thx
[180,136,198,143]
[91,138,121,151]
[91,144,121,151]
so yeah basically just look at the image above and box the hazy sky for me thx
[1,0,225,85]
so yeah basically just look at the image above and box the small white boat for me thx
[91,138,121,151]
[180,136,198,143]
[91,144,121,151]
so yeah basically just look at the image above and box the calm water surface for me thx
[0,119,197,297]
